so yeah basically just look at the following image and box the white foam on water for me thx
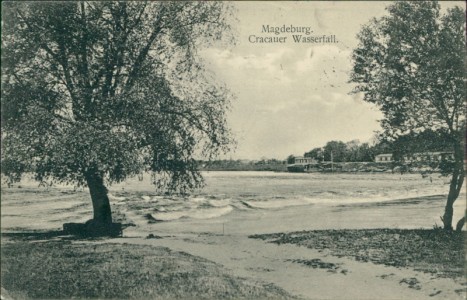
[191,197,207,203]
[208,198,232,207]
[108,193,126,201]
[162,204,191,212]
[244,197,316,209]
[190,206,234,219]
[239,186,453,210]
[117,181,454,219]
[152,205,234,221]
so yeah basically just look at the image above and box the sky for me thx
[201,1,464,160]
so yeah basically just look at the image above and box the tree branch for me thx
[125,6,166,91]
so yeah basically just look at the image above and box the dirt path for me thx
[109,224,464,300]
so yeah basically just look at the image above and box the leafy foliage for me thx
[286,155,295,164]
[390,129,452,159]
[349,1,466,229]
[304,140,382,163]
[1,2,235,193]
[322,141,347,162]
[350,2,465,142]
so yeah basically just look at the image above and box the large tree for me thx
[1,2,234,232]
[350,2,466,230]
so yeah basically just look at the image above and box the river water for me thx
[1,171,465,233]
[109,171,459,221]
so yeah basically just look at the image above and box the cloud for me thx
[232,92,382,158]
[202,45,381,159]
[297,46,351,71]
[204,48,295,84]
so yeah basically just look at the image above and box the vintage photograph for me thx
[1,1,466,299]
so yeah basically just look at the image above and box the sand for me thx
[104,201,465,300]
[106,235,464,299]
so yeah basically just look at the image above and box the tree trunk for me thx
[455,213,465,232]
[63,171,121,237]
[442,144,465,231]
[85,171,112,224]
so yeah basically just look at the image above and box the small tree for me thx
[350,2,466,230]
[357,143,373,162]
[345,139,360,162]
[304,147,323,161]
[323,141,347,162]
[1,2,234,231]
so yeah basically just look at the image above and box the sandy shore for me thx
[86,195,465,299]
[106,226,464,299]
[2,228,464,299]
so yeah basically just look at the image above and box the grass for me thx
[250,229,466,280]
[1,237,293,299]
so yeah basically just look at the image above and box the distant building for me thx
[287,156,318,172]
[403,152,454,162]
[293,156,317,165]
[375,153,393,163]
[374,152,454,163]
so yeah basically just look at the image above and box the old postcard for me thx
[1,1,465,299]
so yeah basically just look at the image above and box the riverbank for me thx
[251,229,465,280]
[1,235,293,299]
[1,227,465,299]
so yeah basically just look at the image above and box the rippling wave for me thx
[107,171,460,222]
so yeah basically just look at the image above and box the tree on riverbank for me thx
[350,2,466,230]
[303,139,384,163]
[1,2,234,233]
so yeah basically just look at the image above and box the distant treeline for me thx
[292,130,452,164]
[300,161,445,174]
[199,158,287,172]
[198,159,446,174]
